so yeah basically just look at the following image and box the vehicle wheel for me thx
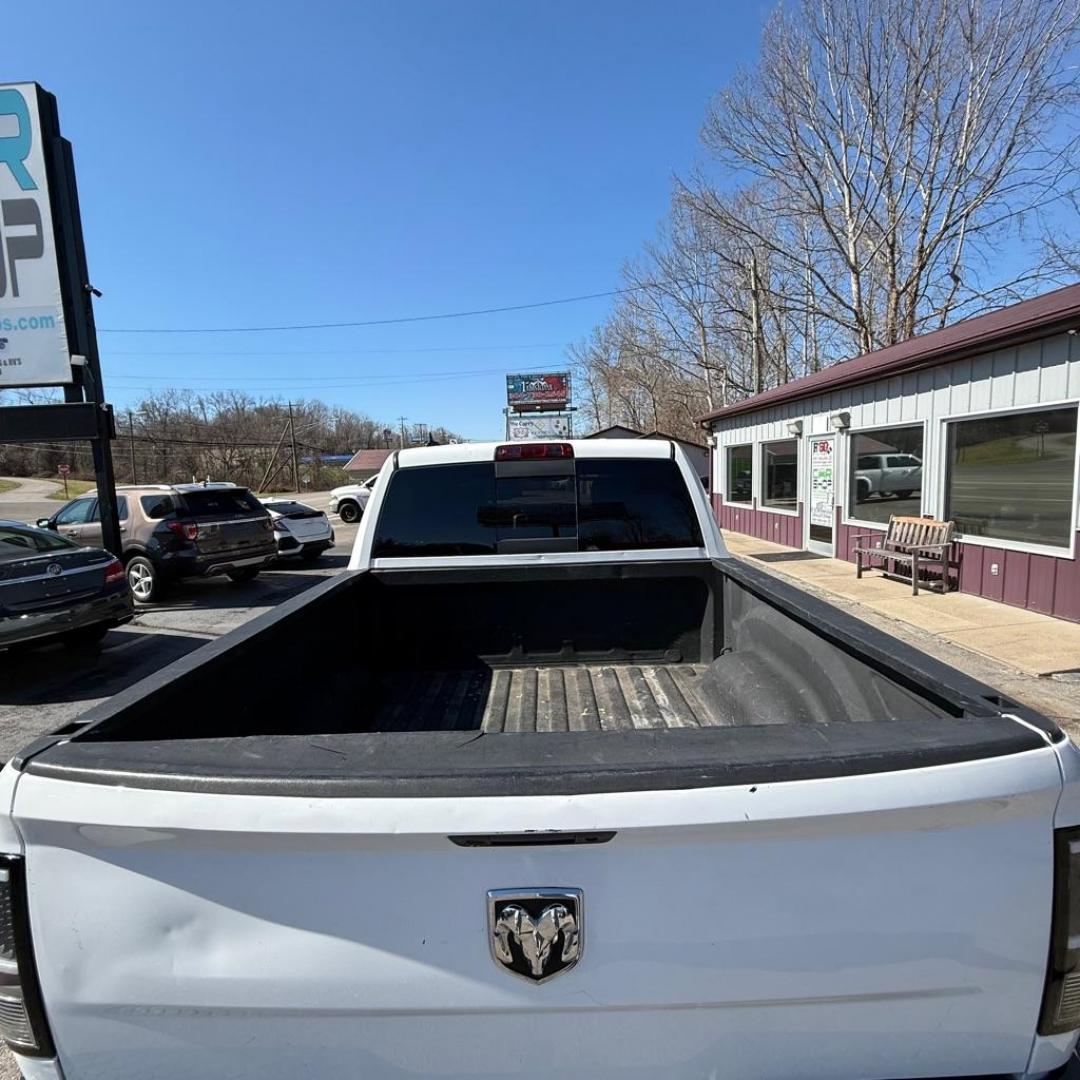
[227,567,260,583]
[125,555,161,603]
[338,501,361,524]
[300,546,323,562]
[894,490,913,500]
[63,623,109,649]
[856,479,871,503]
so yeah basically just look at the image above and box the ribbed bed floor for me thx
[371,665,714,733]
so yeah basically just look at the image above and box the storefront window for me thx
[726,445,752,503]
[761,440,798,511]
[945,406,1077,548]
[849,425,924,524]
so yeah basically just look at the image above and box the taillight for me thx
[0,856,54,1057]
[495,443,574,461]
[261,517,274,531]
[103,557,125,585]
[166,521,199,542]
[271,518,287,532]
[1040,826,1080,1034]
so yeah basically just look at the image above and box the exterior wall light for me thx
[786,420,803,436]
[830,411,851,430]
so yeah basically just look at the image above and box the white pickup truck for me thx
[1,438,1079,1080]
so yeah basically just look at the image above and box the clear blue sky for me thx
[8,0,770,439]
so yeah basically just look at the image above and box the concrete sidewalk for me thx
[721,530,1080,734]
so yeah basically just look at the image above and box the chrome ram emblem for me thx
[488,888,582,983]
[45,562,62,577]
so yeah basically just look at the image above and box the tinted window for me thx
[141,494,177,520]
[373,458,703,558]
[761,440,798,511]
[946,406,1077,548]
[577,459,703,550]
[373,463,497,556]
[54,498,95,526]
[0,526,77,560]
[493,474,576,540]
[85,497,128,523]
[726,445,752,502]
[850,425,924,524]
[179,489,263,517]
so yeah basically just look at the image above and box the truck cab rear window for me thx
[372,458,703,557]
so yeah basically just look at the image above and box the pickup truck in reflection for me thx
[854,451,923,502]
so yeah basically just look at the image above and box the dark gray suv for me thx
[39,483,277,603]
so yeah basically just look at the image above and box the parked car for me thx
[3,440,1079,1079]
[37,483,277,603]
[258,497,334,560]
[328,475,376,522]
[854,452,923,501]
[0,520,132,649]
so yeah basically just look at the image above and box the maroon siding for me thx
[712,494,803,549]
[715,496,1080,623]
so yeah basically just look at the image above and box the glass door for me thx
[806,435,835,556]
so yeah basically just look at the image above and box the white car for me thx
[328,476,376,523]
[258,498,334,560]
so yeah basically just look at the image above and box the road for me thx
[0,491,355,1079]
[0,476,63,527]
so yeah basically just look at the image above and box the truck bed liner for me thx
[373,664,713,733]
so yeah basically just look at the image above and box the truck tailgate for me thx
[12,745,1063,1080]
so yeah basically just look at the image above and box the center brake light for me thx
[166,521,199,542]
[495,443,574,461]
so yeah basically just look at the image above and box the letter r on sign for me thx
[0,89,37,192]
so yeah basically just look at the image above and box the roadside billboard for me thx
[0,83,72,386]
[506,372,571,409]
[507,414,571,441]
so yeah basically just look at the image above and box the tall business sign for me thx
[504,371,573,440]
[0,84,72,386]
[0,83,122,555]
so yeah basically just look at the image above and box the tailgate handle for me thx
[448,831,615,848]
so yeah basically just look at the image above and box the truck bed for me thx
[374,664,712,733]
[11,558,1060,800]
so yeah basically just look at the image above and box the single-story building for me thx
[699,282,1080,622]
[342,448,393,480]
[586,425,710,487]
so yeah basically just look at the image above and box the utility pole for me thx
[397,415,408,449]
[288,402,300,493]
[127,410,138,484]
[748,252,765,394]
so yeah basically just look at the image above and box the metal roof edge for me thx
[697,285,1080,426]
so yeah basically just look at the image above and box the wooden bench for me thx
[852,516,955,596]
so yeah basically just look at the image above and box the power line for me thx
[97,289,629,334]
[103,363,558,386]
[102,342,569,357]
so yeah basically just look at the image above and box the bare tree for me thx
[693,0,1080,357]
